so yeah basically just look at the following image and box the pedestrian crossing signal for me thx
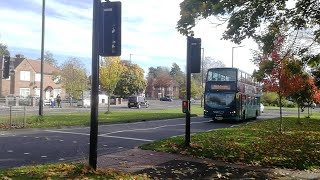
[182,100,189,113]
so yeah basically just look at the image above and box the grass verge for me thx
[140,114,320,170]
[0,163,149,180]
[23,106,203,128]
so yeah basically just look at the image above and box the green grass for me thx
[0,163,149,180]
[24,106,204,128]
[140,113,320,170]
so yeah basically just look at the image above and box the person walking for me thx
[50,95,54,108]
[56,94,62,108]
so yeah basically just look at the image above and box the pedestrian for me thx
[56,94,62,108]
[50,95,54,108]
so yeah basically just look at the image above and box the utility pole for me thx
[39,0,45,116]
[201,48,204,107]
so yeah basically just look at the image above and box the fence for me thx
[0,106,26,128]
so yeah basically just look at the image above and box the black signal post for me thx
[90,0,122,170]
[89,0,101,170]
[185,35,201,147]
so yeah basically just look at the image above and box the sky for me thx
[0,0,258,75]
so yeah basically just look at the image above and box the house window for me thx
[35,73,41,82]
[20,88,30,97]
[20,71,30,81]
[34,88,40,97]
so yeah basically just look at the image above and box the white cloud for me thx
[0,0,258,74]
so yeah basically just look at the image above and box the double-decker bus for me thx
[204,67,261,121]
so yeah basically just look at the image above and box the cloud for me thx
[0,0,258,75]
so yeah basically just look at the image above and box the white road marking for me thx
[59,158,65,161]
[24,153,30,155]
[54,117,188,131]
[41,156,47,158]
[99,134,153,142]
[7,150,13,153]
[99,122,206,136]
[45,130,153,142]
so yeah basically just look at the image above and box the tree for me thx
[177,0,320,85]
[100,56,124,112]
[38,51,58,67]
[59,57,88,99]
[170,62,185,88]
[100,56,123,94]
[114,62,146,98]
[0,42,10,56]
[177,0,319,45]
[253,33,307,132]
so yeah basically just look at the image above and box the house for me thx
[0,54,66,102]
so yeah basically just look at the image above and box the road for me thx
[0,101,316,169]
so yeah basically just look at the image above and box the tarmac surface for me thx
[98,148,320,180]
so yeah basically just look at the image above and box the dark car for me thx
[160,96,173,101]
[128,96,149,108]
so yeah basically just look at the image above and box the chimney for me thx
[15,54,24,59]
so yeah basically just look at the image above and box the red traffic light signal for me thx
[182,100,190,113]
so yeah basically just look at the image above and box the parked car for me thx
[260,103,264,113]
[160,96,173,101]
[77,98,91,108]
[128,96,149,108]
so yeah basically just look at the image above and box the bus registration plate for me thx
[216,116,223,120]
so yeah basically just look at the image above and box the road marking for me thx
[59,158,65,161]
[24,153,30,155]
[45,130,89,136]
[100,122,206,136]
[45,130,153,142]
[54,117,189,131]
[7,150,13,153]
[41,156,47,158]
[99,134,153,142]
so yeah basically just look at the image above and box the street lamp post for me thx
[39,0,45,116]
[129,53,133,63]
[201,48,204,107]
[231,45,244,68]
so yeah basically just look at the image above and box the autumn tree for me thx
[177,0,320,85]
[253,33,307,132]
[151,67,173,97]
[114,61,146,98]
[59,57,88,99]
[100,56,124,112]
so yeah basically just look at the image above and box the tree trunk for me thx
[279,94,283,133]
[297,104,301,124]
[107,95,110,113]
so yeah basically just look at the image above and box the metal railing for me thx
[0,106,26,128]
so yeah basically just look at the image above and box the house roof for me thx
[13,58,59,74]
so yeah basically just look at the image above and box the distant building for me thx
[0,54,66,101]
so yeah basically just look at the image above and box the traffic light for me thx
[187,36,202,73]
[99,1,121,56]
[3,55,10,79]
[182,100,190,113]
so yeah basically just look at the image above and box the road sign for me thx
[99,1,121,56]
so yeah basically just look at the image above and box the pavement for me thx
[97,148,320,180]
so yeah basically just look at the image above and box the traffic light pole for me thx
[89,0,100,170]
[185,36,192,147]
